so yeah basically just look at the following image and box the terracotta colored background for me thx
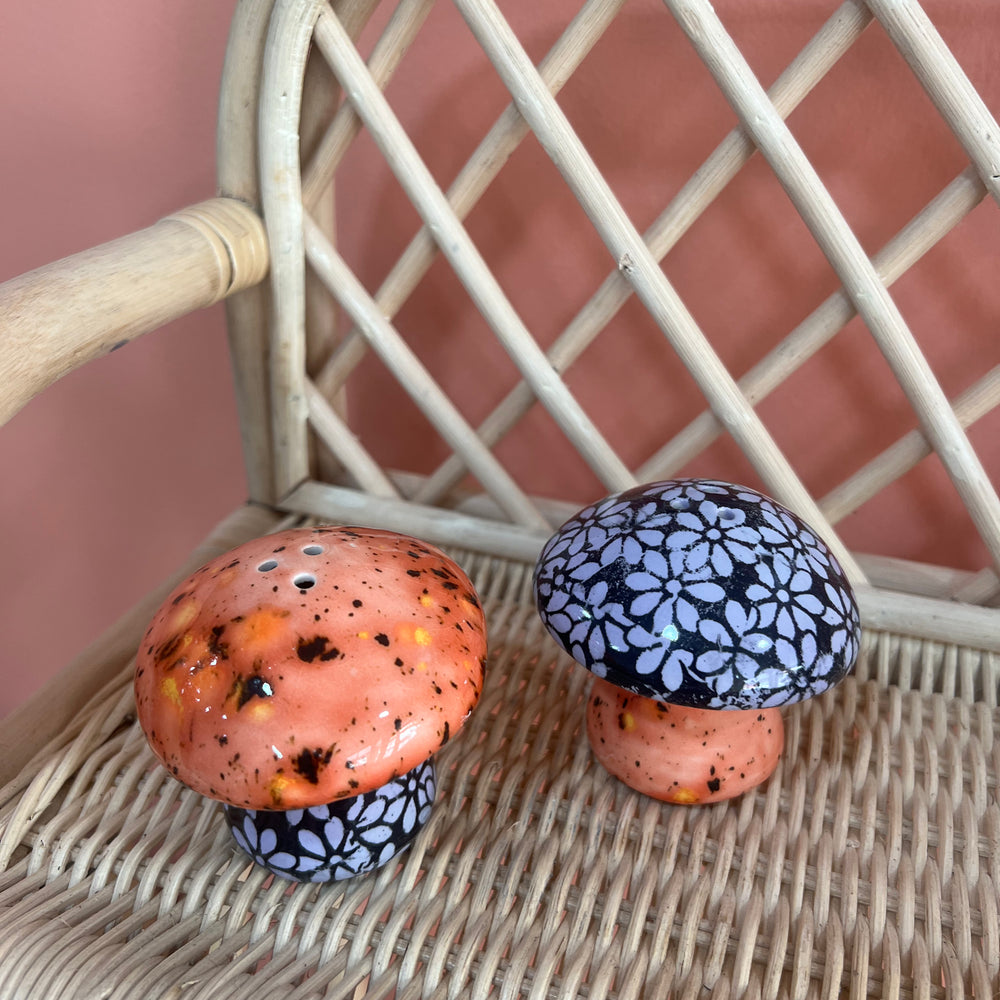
[2,1,999,718]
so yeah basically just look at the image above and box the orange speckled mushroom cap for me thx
[134,527,487,810]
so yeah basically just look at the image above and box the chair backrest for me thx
[220,0,1000,654]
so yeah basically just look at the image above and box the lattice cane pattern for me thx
[254,0,1000,651]
[3,5,1000,999]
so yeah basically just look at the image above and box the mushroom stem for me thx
[586,678,784,804]
[224,758,437,882]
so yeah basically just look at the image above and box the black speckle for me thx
[394,718,402,731]
[353,599,363,608]
[406,569,421,577]
[440,720,451,746]
[208,624,229,660]
[292,746,333,784]
[395,657,404,667]
[374,633,390,646]
[155,634,184,665]
[238,674,274,708]
[707,777,721,794]
[297,635,340,663]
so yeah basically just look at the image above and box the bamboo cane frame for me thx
[261,0,1000,624]
[311,5,640,497]
[310,0,631,404]
[0,199,267,427]
[639,167,989,483]
[3,2,1000,998]
[662,0,1000,574]
[301,211,550,527]
[413,0,874,507]
[448,0,865,582]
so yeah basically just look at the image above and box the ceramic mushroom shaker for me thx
[134,526,487,881]
[533,479,861,804]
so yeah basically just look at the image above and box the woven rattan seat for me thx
[2,1,999,996]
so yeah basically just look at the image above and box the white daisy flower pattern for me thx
[225,759,436,882]
[534,480,860,710]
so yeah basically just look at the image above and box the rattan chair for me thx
[2,1,999,996]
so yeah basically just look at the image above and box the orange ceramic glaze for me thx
[134,527,487,810]
[586,678,783,804]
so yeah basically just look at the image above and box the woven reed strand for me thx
[0,545,997,1000]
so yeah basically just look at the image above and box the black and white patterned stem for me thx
[225,758,436,882]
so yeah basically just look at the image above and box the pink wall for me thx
[0,3,245,715]
[2,1,999,718]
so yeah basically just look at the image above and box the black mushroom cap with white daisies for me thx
[533,479,861,712]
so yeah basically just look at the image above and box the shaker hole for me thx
[257,560,279,573]
[302,544,324,556]
[294,573,317,590]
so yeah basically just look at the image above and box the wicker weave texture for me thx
[0,514,997,998]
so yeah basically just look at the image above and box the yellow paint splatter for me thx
[267,775,291,806]
[669,788,700,805]
[160,677,183,709]
[413,627,432,647]
[232,608,292,646]
[419,594,434,608]
[357,631,370,640]
[247,701,274,722]
[621,712,636,732]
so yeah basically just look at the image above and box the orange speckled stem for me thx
[586,677,783,804]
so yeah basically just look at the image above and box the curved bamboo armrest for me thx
[0,197,269,426]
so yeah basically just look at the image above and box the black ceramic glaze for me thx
[225,758,436,882]
[533,480,861,710]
